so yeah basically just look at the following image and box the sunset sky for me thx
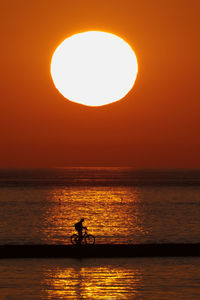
[1,0,199,168]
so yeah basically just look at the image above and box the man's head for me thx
[81,218,84,222]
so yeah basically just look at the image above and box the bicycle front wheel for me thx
[85,234,95,244]
[71,234,79,245]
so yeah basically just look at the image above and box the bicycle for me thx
[70,227,95,245]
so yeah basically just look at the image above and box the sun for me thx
[51,31,138,107]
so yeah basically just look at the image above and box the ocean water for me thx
[0,168,199,245]
[0,168,200,299]
[1,257,200,299]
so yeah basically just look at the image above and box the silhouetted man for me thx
[75,218,86,244]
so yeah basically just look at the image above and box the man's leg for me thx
[78,230,82,244]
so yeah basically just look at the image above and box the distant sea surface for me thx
[0,167,200,245]
[1,168,200,299]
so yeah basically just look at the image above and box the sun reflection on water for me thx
[42,187,148,244]
[42,259,142,299]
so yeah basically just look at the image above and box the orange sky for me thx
[1,0,200,168]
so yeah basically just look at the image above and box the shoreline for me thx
[0,244,200,259]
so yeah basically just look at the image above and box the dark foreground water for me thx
[1,257,200,299]
[0,168,200,298]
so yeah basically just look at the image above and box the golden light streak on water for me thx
[42,187,148,244]
[43,262,142,299]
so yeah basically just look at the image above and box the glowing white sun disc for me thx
[51,31,138,106]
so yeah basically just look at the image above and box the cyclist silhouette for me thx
[74,218,86,244]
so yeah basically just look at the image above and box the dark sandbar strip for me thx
[0,244,200,258]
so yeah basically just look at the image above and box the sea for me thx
[0,167,200,299]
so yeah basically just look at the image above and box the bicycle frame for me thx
[79,228,88,243]
[71,228,95,245]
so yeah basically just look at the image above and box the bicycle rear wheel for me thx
[71,234,79,245]
[85,234,95,244]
